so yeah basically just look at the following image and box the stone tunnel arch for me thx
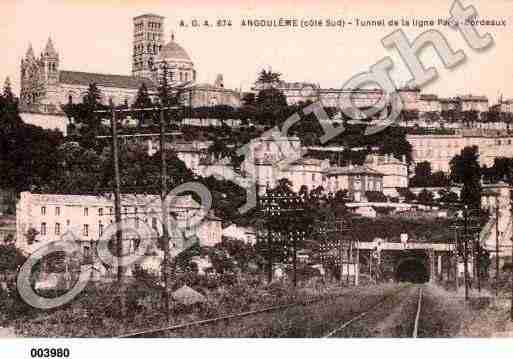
[395,252,430,283]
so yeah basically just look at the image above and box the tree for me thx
[241,92,256,107]
[2,77,15,105]
[365,191,387,202]
[411,161,432,187]
[256,88,287,112]
[0,77,21,127]
[44,142,103,193]
[450,146,481,208]
[82,83,102,109]
[488,157,513,182]
[256,69,282,86]
[418,189,434,205]
[397,188,417,202]
[0,244,26,274]
[215,239,256,273]
[158,62,172,107]
[431,171,449,187]
[421,111,441,123]
[207,139,231,161]
[132,83,153,126]
[61,82,108,149]
[438,189,459,204]
[0,122,64,193]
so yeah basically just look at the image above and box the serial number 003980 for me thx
[30,348,70,358]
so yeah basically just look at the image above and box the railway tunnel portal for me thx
[356,241,455,283]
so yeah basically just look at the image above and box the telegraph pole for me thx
[292,231,298,288]
[338,237,343,285]
[454,230,459,291]
[510,173,513,321]
[160,107,172,322]
[110,100,126,317]
[496,197,500,297]
[267,222,273,284]
[463,206,470,302]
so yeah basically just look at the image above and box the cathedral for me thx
[19,13,241,116]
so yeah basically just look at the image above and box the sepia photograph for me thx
[1,0,513,357]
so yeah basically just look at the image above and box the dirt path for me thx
[330,285,419,337]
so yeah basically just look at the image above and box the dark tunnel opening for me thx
[396,258,429,283]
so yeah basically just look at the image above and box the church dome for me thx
[159,34,192,62]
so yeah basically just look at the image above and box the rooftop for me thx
[327,165,384,176]
[159,34,192,62]
[59,70,157,90]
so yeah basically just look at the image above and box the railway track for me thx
[119,284,423,338]
[323,285,424,338]
[119,290,361,338]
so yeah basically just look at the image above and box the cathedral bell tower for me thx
[132,14,164,79]
[41,37,59,85]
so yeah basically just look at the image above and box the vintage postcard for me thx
[1,0,513,357]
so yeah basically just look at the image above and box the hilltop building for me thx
[19,14,240,133]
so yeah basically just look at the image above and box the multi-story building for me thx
[319,88,384,109]
[251,81,385,109]
[280,158,330,192]
[16,192,222,275]
[491,99,513,113]
[240,135,390,199]
[407,129,513,172]
[439,97,460,111]
[418,94,442,113]
[240,135,303,193]
[458,95,489,112]
[364,154,408,196]
[396,87,421,111]
[325,165,384,202]
[252,82,320,105]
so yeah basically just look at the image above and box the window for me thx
[41,206,46,216]
[84,207,89,216]
[152,218,157,230]
[109,207,113,215]
[55,223,60,235]
[66,219,70,226]
[41,222,47,236]
[99,222,104,237]
[83,246,92,264]
[98,208,103,217]
[55,207,60,216]
[83,224,89,237]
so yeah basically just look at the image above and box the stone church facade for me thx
[19,14,240,116]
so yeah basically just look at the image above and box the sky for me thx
[1,0,512,103]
